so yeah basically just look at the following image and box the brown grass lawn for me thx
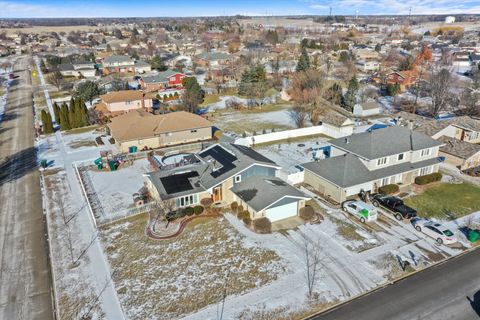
[100,214,286,320]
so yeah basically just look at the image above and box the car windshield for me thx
[443,230,454,237]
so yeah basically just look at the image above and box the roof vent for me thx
[345,137,350,144]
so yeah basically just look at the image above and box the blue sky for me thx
[1,0,480,18]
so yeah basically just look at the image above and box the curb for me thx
[146,213,220,240]
[301,245,479,320]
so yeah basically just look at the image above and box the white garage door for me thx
[265,200,298,222]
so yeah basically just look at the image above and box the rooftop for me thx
[438,136,480,159]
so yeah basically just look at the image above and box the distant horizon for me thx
[1,0,480,19]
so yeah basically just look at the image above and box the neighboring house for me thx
[133,60,152,74]
[102,55,134,74]
[356,60,380,72]
[96,90,154,116]
[353,101,381,117]
[107,110,213,152]
[319,110,354,138]
[145,143,309,221]
[438,136,480,170]
[386,70,418,91]
[353,48,381,61]
[58,61,96,78]
[140,70,186,92]
[302,126,443,204]
[195,51,232,68]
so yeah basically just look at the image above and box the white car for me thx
[342,200,378,223]
[411,218,457,245]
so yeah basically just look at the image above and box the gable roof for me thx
[438,136,480,159]
[302,153,442,188]
[100,90,147,104]
[103,55,133,64]
[107,110,212,142]
[142,69,179,84]
[145,143,280,200]
[330,126,442,160]
[196,51,231,61]
[230,176,309,212]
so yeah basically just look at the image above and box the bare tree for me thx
[301,234,323,298]
[46,70,64,90]
[288,105,308,128]
[459,89,480,116]
[427,68,452,118]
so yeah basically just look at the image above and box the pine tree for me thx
[60,103,70,130]
[296,47,310,72]
[342,76,359,112]
[53,102,61,124]
[45,112,54,134]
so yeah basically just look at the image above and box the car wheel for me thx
[436,238,443,245]
[415,226,422,232]
[372,200,379,207]
[360,217,366,223]
[395,214,402,221]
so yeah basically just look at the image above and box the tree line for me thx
[41,98,90,134]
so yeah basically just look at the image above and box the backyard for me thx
[404,183,480,219]
[100,214,287,320]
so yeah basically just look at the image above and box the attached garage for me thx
[264,198,299,222]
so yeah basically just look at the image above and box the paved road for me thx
[0,57,54,319]
[312,248,480,320]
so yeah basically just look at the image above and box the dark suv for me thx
[370,194,417,220]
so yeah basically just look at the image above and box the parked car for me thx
[342,200,378,223]
[410,218,457,245]
[370,194,417,220]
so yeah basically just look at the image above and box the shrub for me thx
[193,205,204,215]
[185,206,194,216]
[253,217,272,234]
[237,205,244,213]
[95,136,104,145]
[108,137,115,144]
[378,184,400,195]
[200,198,213,208]
[237,210,250,220]
[243,216,252,225]
[299,205,315,220]
[230,201,238,212]
[415,172,442,185]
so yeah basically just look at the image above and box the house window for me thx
[421,148,431,157]
[419,166,431,176]
[381,177,389,186]
[377,157,388,166]
[234,175,241,183]
[190,129,197,133]
[176,194,199,207]
[470,132,479,140]
[398,153,404,161]
[165,132,172,137]
[139,139,143,144]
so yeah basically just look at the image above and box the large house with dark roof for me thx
[145,143,309,221]
[302,126,444,204]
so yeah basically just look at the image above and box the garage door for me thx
[265,200,298,222]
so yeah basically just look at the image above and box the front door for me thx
[213,186,223,202]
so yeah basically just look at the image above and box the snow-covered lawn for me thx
[100,215,286,320]
[86,158,153,217]
[254,137,331,173]
[211,106,295,134]
[43,170,104,320]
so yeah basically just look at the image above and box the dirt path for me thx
[0,56,54,319]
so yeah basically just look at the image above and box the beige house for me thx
[438,136,480,170]
[107,110,213,152]
[319,110,354,138]
[97,90,154,116]
[302,126,443,204]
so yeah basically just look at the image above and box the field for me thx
[4,25,102,35]
[404,183,480,219]
[100,215,286,320]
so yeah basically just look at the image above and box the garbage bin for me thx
[468,230,479,243]
[40,159,48,168]
[129,146,137,153]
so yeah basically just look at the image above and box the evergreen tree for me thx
[60,103,70,130]
[53,102,61,124]
[296,47,310,72]
[342,76,359,111]
[45,112,54,134]
[68,98,76,128]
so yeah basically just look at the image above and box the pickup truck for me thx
[370,194,417,221]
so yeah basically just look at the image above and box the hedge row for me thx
[378,184,400,195]
[415,172,442,185]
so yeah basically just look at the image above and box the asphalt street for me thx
[0,57,54,319]
[312,248,480,320]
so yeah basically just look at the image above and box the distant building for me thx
[445,16,456,24]
[95,90,154,116]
